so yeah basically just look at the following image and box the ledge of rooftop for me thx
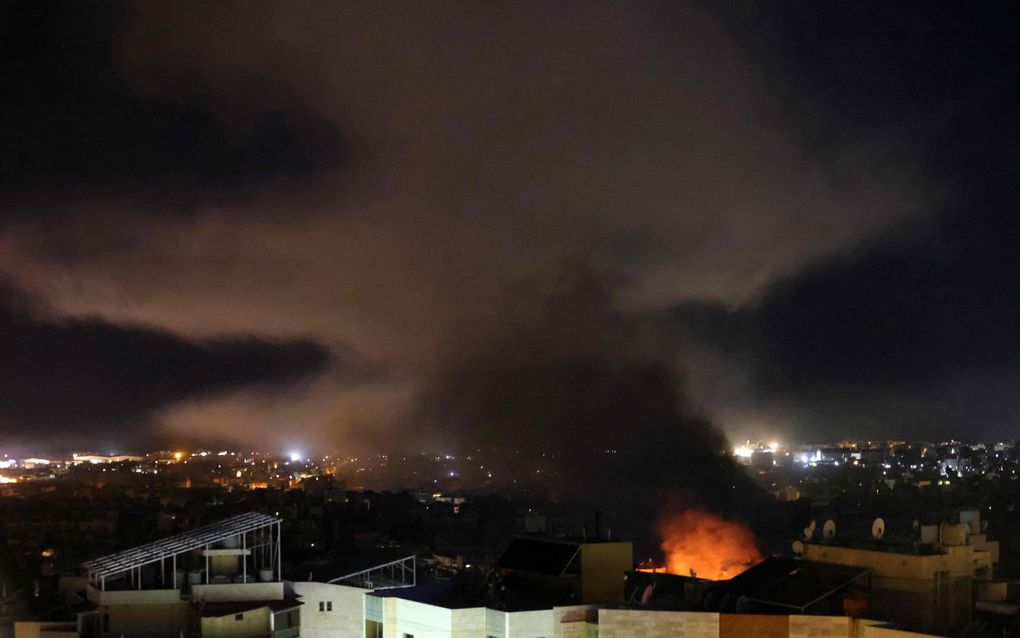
[805,539,946,555]
[85,580,286,606]
[369,574,570,612]
[200,598,302,618]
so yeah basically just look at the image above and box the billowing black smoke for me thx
[411,266,761,537]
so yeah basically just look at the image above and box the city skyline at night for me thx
[2,2,1018,459]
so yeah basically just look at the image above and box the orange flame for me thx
[655,507,761,580]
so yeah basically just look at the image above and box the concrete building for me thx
[803,512,999,633]
[292,582,369,638]
[295,554,417,638]
[626,557,873,617]
[67,512,299,637]
[355,536,631,638]
[597,610,940,638]
[11,622,76,638]
[10,516,952,638]
[491,537,633,606]
[350,538,924,637]
[355,594,943,638]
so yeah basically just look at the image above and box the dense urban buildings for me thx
[3,440,1020,636]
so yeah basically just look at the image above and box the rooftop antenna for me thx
[871,518,885,540]
[822,519,837,541]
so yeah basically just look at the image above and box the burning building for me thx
[640,506,762,580]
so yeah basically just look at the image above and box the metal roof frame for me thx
[83,512,281,580]
[327,554,417,590]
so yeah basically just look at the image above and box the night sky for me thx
[1,1,1018,458]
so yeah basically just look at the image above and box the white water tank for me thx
[187,570,203,585]
[259,568,274,582]
[960,509,981,535]
[219,535,240,549]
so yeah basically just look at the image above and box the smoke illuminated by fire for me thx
[649,507,761,580]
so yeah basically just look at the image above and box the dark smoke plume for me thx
[412,266,761,538]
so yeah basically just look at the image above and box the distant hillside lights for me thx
[71,453,144,464]
[733,441,783,466]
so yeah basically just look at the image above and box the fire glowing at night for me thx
[648,507,761,580]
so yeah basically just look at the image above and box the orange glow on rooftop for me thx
[654,506,761,580]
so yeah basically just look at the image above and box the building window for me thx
[235,613,243,621]
[327,601,333,611]
[366,620,383,638]
[319,601,324,611]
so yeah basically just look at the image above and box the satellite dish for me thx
[822,519,837,541]
[871,518,885,540]
[803,520,817,540]
[792,540,804,556]
[912,519,920,533]
[641,584,655,606]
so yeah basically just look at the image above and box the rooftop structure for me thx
[626,557,872,616]
[801,511,999,634]
[72,513,293,638]
[495,536,582,576]
[83,511,282,590]
[327,554,416,590]
[743,560,872,613]
[494,536,633,606]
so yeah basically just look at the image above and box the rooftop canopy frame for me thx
[327,554,417,590]
[83,512,283,590]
